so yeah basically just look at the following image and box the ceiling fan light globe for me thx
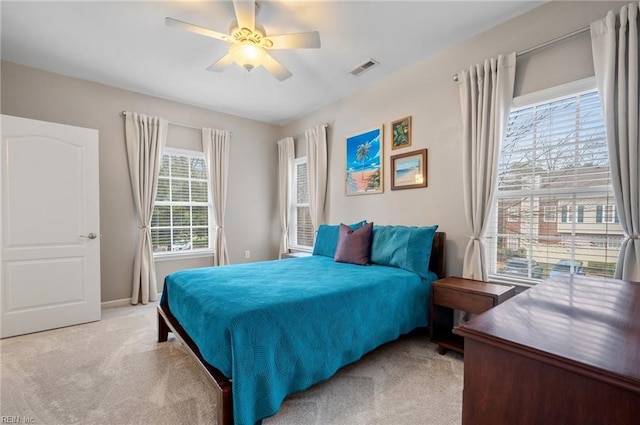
[230,42,265,71]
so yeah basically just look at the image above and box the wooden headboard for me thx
[429,232,446,279]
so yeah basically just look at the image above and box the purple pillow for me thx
[334,222,374,265]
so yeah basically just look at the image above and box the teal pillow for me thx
[370,225,439,278]
[313,220,367,257]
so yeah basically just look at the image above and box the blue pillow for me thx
[313,220,367,257]
[370,225,439,278]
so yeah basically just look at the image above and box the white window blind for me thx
[151,149,212,254]
[488,80,623,285]
[290,157,314,250]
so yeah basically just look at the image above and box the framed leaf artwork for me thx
[391,116,412,150]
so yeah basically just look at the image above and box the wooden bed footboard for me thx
[157,304,233,425]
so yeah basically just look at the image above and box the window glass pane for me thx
[152,228,171,252]
[151,205,170,227]
[191,157,207,180]
[191,180,208,202]
[296,162,309,204]
[172,228,191,251]
[490,87,620,283]
[192,206,208,227]
[159,156,170,177]
[171,179,189,202]
[296,206,314,247]
[172,206,190,226]
[171,155,189,178]
[156,178,170,202]
[289,158,313,248]
[193,227,209,249]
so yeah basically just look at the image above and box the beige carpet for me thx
[0,304,463,425]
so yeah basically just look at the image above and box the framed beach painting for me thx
[346,126,383,195]
[391,116,411,150]
[390,148,427,190]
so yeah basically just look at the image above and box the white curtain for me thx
[202,128,231,266]
[277,137,295,258]
[305,125,328,231]
[459,53,516,281]
[591,4,640,281]
[124,112,168,305]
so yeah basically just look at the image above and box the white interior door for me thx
[1,115,101,338]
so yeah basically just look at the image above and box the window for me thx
[560,205,572,223]
[289,157,314,250]
[577,205,584,223]
[560,205,584,223]
[603,205,615,223]
[561,205,585,223]
[597,204,619,224]
[543,206,557,223]
[489,78,623,284]
[151,149,212,256]
[507,206,519,222]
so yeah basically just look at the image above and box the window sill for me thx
[289,246,313,254]
[488,275,538,289]
[282,252,312,259]
[154,249,215,262]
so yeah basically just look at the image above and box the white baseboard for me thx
[101,293,162,309]
[101,298,132,308]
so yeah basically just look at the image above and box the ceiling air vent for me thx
[350,58,379,76]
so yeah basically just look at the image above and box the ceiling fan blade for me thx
[207,53,235,72]
[165,17,230,41]
[265,31,321,49]
[262,54,292,81]
[233,0,255,31]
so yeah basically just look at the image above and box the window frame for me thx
[152,148,215,261]
[289,156,314,252]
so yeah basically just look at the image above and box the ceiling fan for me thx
[166,0,321,81]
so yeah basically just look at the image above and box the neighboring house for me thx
[495,163,624,278]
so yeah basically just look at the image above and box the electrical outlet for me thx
[245,250,251,259]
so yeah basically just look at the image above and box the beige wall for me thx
[280,1,626,278]
[1,61,281,302]
[0,1,625,300]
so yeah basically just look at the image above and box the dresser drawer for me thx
[433,286,495,314]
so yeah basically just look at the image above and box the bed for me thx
[158,224,446,425]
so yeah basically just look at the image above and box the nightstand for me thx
[430,277,515,354]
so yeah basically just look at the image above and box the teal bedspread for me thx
[161,256,435,425]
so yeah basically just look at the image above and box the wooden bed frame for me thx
[157,231,446,425]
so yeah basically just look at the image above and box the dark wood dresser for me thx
[454,275,640,425]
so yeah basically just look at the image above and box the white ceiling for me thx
[1,1,544,125]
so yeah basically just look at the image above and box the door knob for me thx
[81,233,97,240]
